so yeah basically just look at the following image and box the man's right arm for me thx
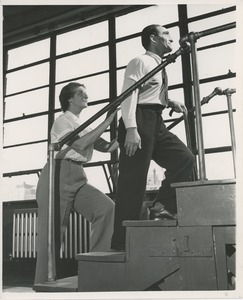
[121,79,141,156]
[121,58,144,156]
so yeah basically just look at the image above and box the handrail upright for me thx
[222,88,236,177]
[179,22,236,181]
[46,144,56,282]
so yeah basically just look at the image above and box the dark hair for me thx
[59,82,85,112]
[141,24,160,50]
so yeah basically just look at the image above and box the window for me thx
[187,4,234,18]
[116,37,144,68]
[205,152,235,179]
[0,174,39,202]
[7,38,50,69]
[56,46,109,82]
[202,113,232,149]
[4,88,49,120]
[2,142,48,173]
[6,63,50,94]
[188,9,236,48]
[116,5,178,38]
[4,116,48,146]
[197,44,236,79]
[56,21,108,55]
[2,5,237,202]
[84,165,110,193]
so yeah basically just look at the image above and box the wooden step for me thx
[76,220,180,292]
[33,276,78,292]
[123,219,177,226]
[172,179,236,226]
[76,251,126,262]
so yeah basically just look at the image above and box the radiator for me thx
[12,208,90,259]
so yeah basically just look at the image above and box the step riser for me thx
[78,262,126,292]
[176,183,235,226]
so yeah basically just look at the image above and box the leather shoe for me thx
[149,208,177,220]
[110,243,125,252]
[110,248,125,252]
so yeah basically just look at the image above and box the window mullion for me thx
[108,15,118,164]
[178,4,197,155]
[48,34,57,147]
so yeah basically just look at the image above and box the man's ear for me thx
[150,34,157,45]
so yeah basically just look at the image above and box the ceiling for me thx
[3,5,139,47]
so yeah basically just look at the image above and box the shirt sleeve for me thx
[121,57,146,128]
[51,117,74,143]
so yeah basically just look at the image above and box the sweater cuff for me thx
[123,118,137,129]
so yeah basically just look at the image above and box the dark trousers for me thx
[111,105,195,249]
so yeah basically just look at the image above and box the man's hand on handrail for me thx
[168,99,187,116]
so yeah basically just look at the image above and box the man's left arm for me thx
[168,99,187,114]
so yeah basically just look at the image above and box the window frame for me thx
[2,4,237,201]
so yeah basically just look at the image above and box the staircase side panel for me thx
[176,184,235,226]
[179,256,217,290]
[125,226,180,290]
[78,261,126,292]
[177,226,217,290]
[158,269,181,291]
[126,226,177,261]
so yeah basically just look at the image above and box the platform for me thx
[76,179,236,292]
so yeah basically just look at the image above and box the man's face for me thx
[153,26,173,55]
[70,86,89,110]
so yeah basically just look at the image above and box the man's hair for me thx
[141,24,160,50]
[59,82,85,112]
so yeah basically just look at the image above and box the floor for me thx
[2,260,78,293]
[3,260,36,293]
[2,286,35,293]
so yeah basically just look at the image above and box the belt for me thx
[137,104,164,112]
[58,159,83,165]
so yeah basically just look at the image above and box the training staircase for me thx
[34,178,236,292]
[76,179,236,292]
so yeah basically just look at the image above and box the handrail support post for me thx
[188,32,207,180]
[46,143,57,282]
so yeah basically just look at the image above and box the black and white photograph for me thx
[0,1,243,300]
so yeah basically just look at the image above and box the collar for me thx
[65,110,80,122]
[145,51,162,64]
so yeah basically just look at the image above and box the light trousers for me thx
[34,160,114,284]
